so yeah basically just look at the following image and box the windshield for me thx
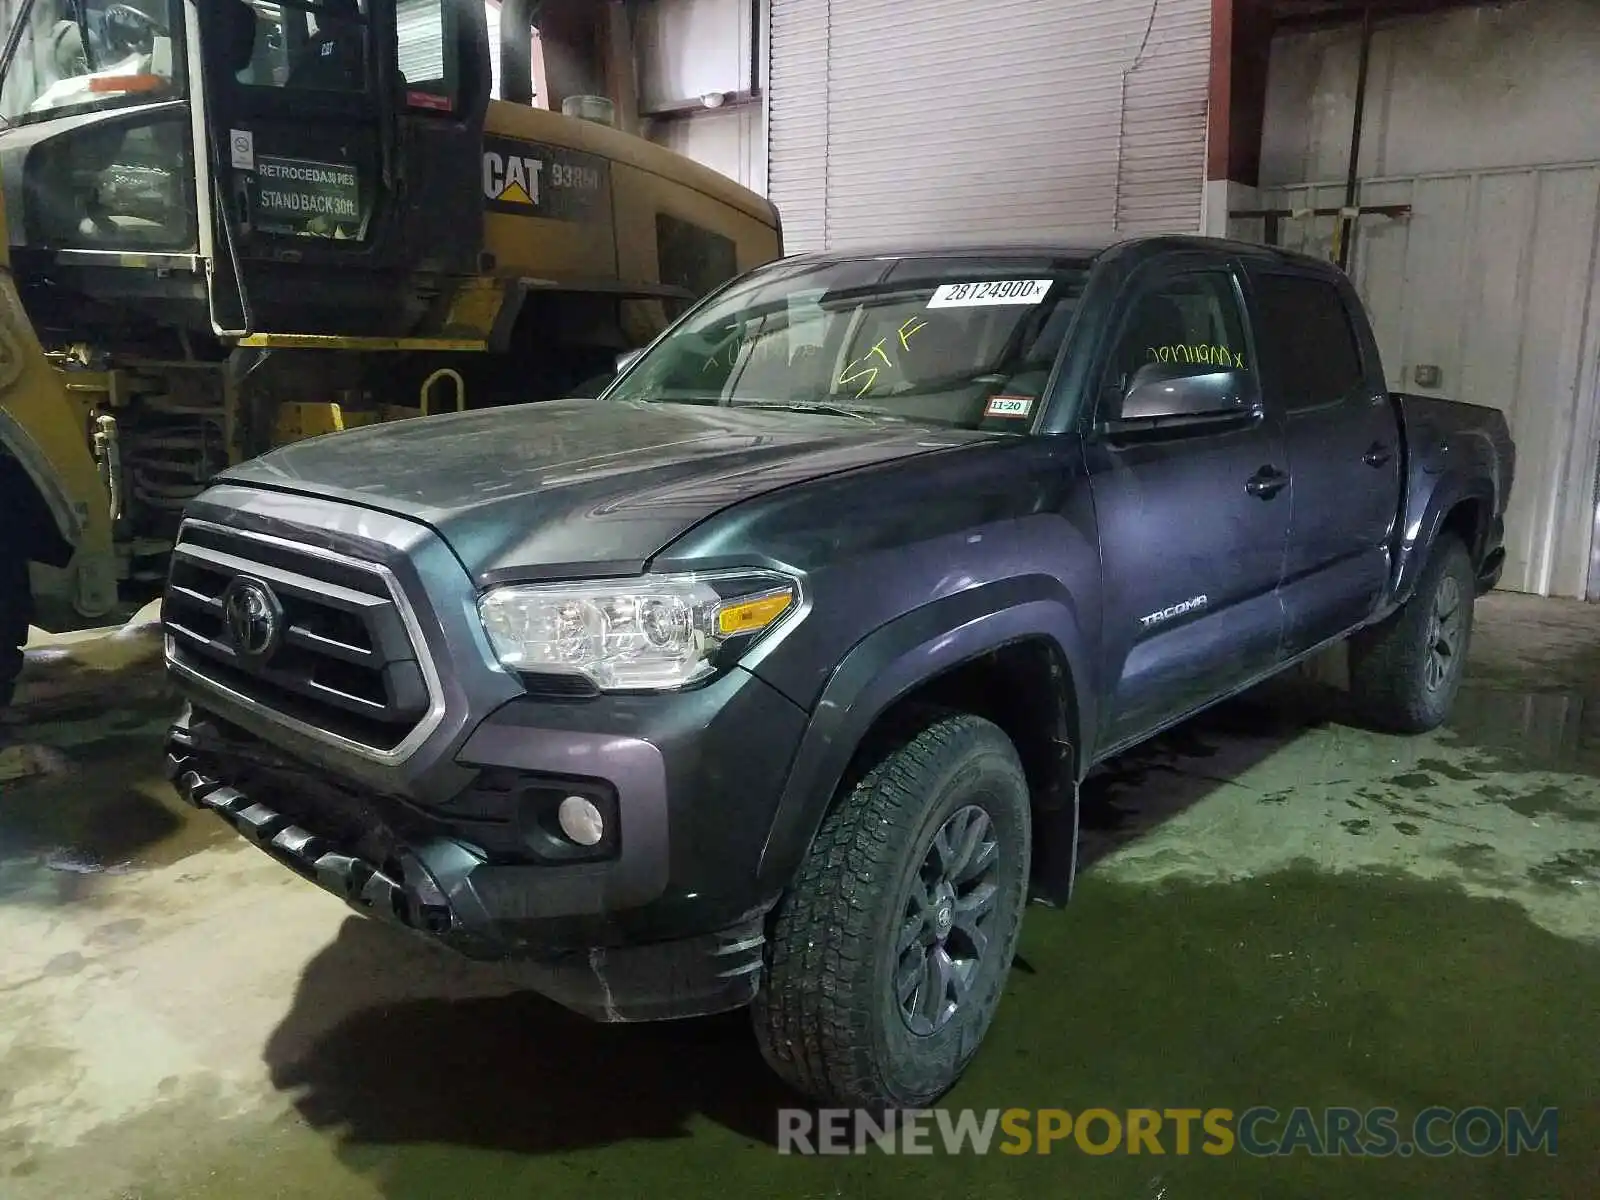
[606,255,1091,431]
[0,0,183,124]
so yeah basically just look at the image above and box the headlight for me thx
[478,571,801,691]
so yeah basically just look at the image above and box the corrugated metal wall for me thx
[767,0,1212,253]
[1245,1,1600,598]
[1237,167,1600,599]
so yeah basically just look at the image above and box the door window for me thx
[231,0,369,93]
[1102,269,1252,418]
[1251,274,1366,410]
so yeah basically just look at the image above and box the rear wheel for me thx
[1349,533,1476,733]
[752,711,1032,1108]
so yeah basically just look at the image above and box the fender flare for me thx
[1392,474,1495,607]
[754,575,1094,891]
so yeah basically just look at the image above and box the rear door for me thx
[1246,269,1401,657]
[1086,256,1292,751]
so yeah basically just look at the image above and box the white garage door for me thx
[767,0,1213,252]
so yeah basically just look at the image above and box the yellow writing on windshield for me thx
[837,317,930,398]
[1148,344,1246,369]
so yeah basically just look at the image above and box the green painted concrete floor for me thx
[1,592,1596,1199]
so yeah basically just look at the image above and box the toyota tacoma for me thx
[161,235,1513,1108]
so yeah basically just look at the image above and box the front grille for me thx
[163,519,437,755]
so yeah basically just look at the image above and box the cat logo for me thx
[482,150,544,208]
[480,137,608,220]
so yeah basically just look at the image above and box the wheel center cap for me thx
[934,899,954,936]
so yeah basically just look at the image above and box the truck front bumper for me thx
[164,661,808,1023]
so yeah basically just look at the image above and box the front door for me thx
[1086,260,1292,751]
[1248,268,1402,657]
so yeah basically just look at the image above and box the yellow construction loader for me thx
[0,0,781,706]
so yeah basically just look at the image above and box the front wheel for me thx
[752,711,1032,1109]
[1349,532,1476,733]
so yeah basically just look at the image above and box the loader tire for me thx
[0,542,27,711]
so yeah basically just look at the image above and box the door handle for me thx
[1363,442,1393,467]
[1246,466,1289,499]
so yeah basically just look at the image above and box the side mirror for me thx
[1101,363,1259,437]
[615,347,645,375]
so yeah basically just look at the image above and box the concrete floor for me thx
[1,592,1596,1198]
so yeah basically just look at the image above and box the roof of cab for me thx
[766,233,1339,275]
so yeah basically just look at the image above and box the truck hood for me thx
[219,398,987,581]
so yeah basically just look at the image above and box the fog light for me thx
[557,795,605,846]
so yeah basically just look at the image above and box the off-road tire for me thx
[1349,532,1476,733]
[752,711,1032,1109]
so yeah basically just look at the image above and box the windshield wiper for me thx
[732,400,903,423]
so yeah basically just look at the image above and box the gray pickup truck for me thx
[162,235,1513,1109]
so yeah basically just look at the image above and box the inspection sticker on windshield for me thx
[985,395,1034,419]
[928,279,1053,308]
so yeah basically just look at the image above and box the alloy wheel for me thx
[893,804,1002,1036]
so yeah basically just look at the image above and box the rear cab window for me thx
[1249,272,1368,410]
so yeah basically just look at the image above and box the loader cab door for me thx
[198,1,388,250]
[193,0,489,332]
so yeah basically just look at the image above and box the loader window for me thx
[0,0,183,124]
[657,213,739,315]
[396,0,448,90]
[231,0,369,92]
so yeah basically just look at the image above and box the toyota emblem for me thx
[221,576,283,661]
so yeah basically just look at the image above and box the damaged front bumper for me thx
[165,714,772,1024]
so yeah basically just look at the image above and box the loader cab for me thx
[0,0,492,336]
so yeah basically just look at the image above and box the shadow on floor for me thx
[259,865,1598,1200]
[264,918,798,1154]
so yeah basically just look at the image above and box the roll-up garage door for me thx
[397,0,446,81]
[395,0,507,92]
[768,0,1212,252]
[766,0,829,251]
